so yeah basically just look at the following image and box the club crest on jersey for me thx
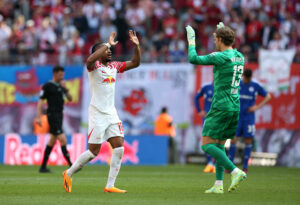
[102,76,116,84]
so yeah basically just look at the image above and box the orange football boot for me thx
[203,164,216,173]
[104,187,127,193]
[62,170,72,193]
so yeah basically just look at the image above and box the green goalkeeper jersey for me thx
[188,46,244,111]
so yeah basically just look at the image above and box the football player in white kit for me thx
[63,30,140,193]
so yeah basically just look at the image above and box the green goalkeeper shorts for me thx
[202,108,239,141]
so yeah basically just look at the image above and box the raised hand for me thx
[186,25,195,46]
[108,32,118,46]
[217,22,225,29]
[129,30,139,46]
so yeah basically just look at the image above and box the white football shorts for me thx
[88,105,124,144]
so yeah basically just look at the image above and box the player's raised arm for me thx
[124,30,141,71]
[186,25,218,65]
[86,32,118,70]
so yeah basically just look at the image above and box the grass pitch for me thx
[0,165,299,205]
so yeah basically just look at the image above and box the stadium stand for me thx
[0,0,299,65]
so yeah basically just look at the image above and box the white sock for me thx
[67,150,96,177]
[106,147,124,188]
[214,180,223,186]
[231,167,240,175]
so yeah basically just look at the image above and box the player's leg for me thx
[201,110,237,173]
[202,137,236,175]
[205,154,213,165]
[202,110,246,192]
[104,136,126,193]
[63,124,104,193]
[40,113,60,172]
[228,137,237,162]
[225,136,237,173]
[225,112,247,192]
[202,120,215,173]
[228,120,242,162]
[63,143,100,193]
[215,140,225,180]
[203,137,223,194]
[239,122,254,173]
[104,122,126,193]
[58,133,72,167]
[243,137,253,173]
[213,139,246,192]
[40,134,57,172]
[66,107,104,178]
[55,113,72,167]
[203,154,215,173]
[66,143,100,177]
[66,125,103,178]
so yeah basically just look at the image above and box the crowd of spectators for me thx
[0,0,299,65]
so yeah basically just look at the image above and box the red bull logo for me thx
[103,76,116,84]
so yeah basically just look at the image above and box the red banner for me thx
[194,63,300,130]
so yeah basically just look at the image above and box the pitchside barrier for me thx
[186,152,278,167]
[0,134,168,165]
[186,137,278,166]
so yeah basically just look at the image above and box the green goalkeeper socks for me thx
[202,143,236,173]
[215,143,225,180]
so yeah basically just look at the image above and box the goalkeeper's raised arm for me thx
[185,25,216,65]
[186,23,229,66]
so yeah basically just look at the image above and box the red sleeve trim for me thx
[117,62,126,73]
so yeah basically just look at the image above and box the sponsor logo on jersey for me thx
[102,76,116,84]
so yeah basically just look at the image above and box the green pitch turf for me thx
[0,165,299,205]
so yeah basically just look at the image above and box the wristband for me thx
[105,43,111,48]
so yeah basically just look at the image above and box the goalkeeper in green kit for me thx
[186,22,247,194]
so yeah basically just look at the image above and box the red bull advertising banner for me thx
[0,134,168,165]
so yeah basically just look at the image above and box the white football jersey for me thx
[88,61,126,115]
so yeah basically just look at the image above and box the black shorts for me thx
[47,113,63,135]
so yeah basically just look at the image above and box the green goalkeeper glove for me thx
[217,22,224,29]
[186,25,195,46]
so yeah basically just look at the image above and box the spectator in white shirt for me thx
[268,32,287,50]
